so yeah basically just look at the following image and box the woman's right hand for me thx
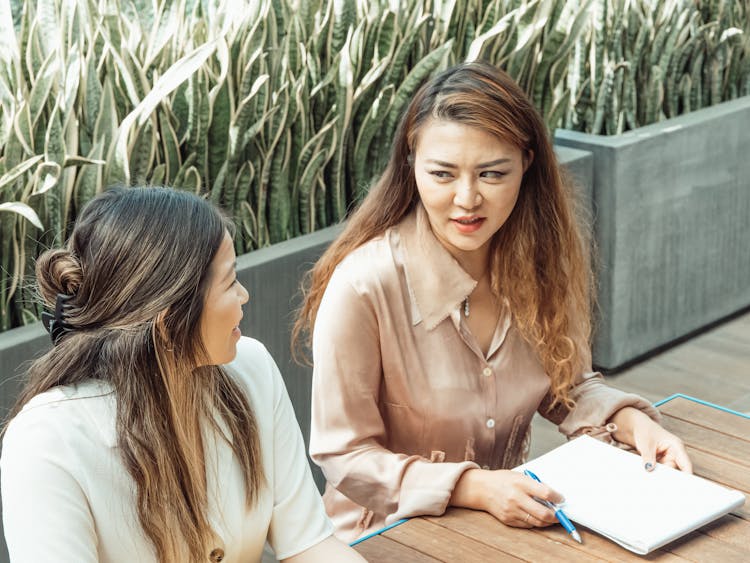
[450,468,563,528]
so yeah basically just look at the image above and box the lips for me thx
[451,216,485,233]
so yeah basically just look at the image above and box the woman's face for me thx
[413,119,527,269]
[199,232,249,365]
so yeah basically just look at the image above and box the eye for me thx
[428,170,453,179]
[480,170,508,179]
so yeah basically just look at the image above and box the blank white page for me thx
[515,435,745,554]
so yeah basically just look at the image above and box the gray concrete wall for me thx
[556,96,750,369]
[0,324,49,419]
[0,148,591,561]
[233,223,344,492]
[0,324,50,563]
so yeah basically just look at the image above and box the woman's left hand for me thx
[609,407,693,473]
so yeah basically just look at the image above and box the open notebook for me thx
[514,435,745,554]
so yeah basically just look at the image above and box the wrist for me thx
[450,468,486,511]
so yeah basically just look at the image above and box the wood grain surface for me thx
[354,397,750,562]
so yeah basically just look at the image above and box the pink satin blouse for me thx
[309,204,659,542]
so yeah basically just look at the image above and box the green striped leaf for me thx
[73,139,104,212]
[0,155,43,193]
[0,202,43,229]
[384,41,453,141]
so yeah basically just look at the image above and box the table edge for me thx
[654,393,750,419]
[349,518,409,547]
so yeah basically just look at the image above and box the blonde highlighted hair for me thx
[294,61,594,410]
[5,187,263,562]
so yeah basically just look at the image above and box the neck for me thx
[458,255,490,284]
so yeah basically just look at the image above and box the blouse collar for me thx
[397,203,478,330]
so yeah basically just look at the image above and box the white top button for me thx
[486,418,495,429]
[482,367,492,377]
[481,465,490,470]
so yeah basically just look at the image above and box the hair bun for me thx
[36,249,83,304]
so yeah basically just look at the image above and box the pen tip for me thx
[571,531,582,544]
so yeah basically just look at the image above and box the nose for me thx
[238,281,250,304]
[453,177,482,210]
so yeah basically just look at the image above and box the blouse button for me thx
[482,465,490,470]
[209,548,224,562]
[486,418,495,429]
[482,367,492,377]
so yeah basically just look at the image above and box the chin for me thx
[220,349,239,365]
[450,238,491,253]
[206,346,239,366]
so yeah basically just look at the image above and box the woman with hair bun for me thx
[294,61,692,542]
[1,187,365,563]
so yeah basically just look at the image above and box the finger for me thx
[524,480,565,505]
[513,512,553,529]
[672,445,694,474]
[656,442,693,474]
[521,501,558,525]
[639,444,657,472]
[660,458,678,469]
[543,485,565,505]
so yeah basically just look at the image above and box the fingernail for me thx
[644,462,654,472]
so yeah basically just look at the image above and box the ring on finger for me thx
[524,513,531,523]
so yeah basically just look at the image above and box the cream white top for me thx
[1,337,333,562]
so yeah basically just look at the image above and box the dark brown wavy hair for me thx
[4,187,263,562]
[293,61,593,409]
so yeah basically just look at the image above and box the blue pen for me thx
[523,469,582,544]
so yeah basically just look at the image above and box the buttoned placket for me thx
[449,308,501,469]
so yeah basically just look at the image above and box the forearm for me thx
[317,446,479,519]
[555,373,660,438]
[281,535,366,563]
[450,468,487,511]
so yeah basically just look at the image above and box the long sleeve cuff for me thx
[557,372,661,439]
[385,459,479,525]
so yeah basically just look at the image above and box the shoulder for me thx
[224,337,284,410]
[330,228,405,299]
[336,234,392,278]
[5,380,113,432]
[2,381,115,464]
[229,336,276,373]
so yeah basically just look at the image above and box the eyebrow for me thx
[425,158,513,169]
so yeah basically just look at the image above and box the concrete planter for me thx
[555,96,750,370]
[0,147,591,562]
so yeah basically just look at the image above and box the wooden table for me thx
[353,396,750,561]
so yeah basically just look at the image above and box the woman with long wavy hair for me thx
[1,187,364,563]
[294,61,692,543]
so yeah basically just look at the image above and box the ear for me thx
[523,149,534,173]
[154,308,171,344]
